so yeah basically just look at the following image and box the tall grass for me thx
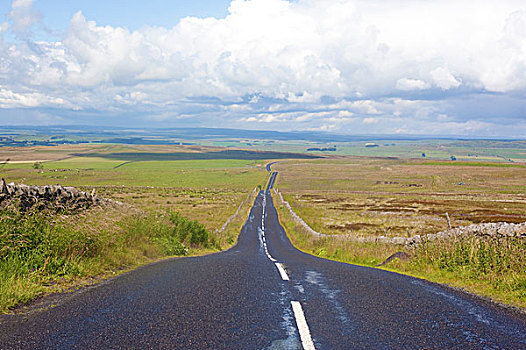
[0,207,211,313]
[406,235,526,303]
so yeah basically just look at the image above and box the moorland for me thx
[1,128,525,312]
[273,158,526,307]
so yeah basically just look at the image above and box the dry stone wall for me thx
[0,178,117,212]
[216,188,258,234]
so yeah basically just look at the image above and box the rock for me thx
[497,223,514,236]
[0,181,110,212]
[392,237,408,245]
[377,251,411,266]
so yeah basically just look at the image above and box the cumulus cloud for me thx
[0,0,525,136]
[396,78,430,91]
[6,0,42,34]
[430,68,461,90]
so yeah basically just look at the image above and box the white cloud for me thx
[0,22,9,33]
[362,117,379,124]
[0,88,68,108]
[0,0,524,137]
[430,67,461,90]
[319,124,337,131]
[479,10,526,92]
[338,110,354,118]
[7,0,42,34]
[396,78,430,91]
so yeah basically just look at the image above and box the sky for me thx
[0,0,525,137]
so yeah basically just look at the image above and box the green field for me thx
[5,158,263,187]
[205,139,526,162]
[0,144,274,313]
[0,147,272,231]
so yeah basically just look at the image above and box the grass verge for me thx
[0,204,216,314]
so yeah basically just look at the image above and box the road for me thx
[1,168,525,349]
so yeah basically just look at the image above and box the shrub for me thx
[169,212,209,247]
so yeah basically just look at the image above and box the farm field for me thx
[2,126,526,162]
[219,139,526,163]
[272,157,526,307]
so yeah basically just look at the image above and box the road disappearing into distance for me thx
[1,165,525,349]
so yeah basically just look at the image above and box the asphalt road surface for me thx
[1,169,525,349]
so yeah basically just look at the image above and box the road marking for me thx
[261,193,279,264]
[275,263,290,281]
[265,244,277,261]
[291,301,315,350]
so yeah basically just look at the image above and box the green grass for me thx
[0,207,214,313]
[405,235,526,303]
[74,150,318,162]
[2,156,269,238]
[121,159,258,169]
[2,157,266,188]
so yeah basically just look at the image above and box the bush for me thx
[169,212,209,247]
[411,235,526,295]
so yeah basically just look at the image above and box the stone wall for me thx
[216,187,258,234]
[402,222,526,246]
[0,178,116,212]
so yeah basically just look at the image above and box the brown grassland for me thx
[274,158,526,237]
[272,157,526,308]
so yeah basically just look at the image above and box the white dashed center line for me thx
[275,262,290,281]
[291,301,316,350]
[261,194,278,262]
[261,192,316,349]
